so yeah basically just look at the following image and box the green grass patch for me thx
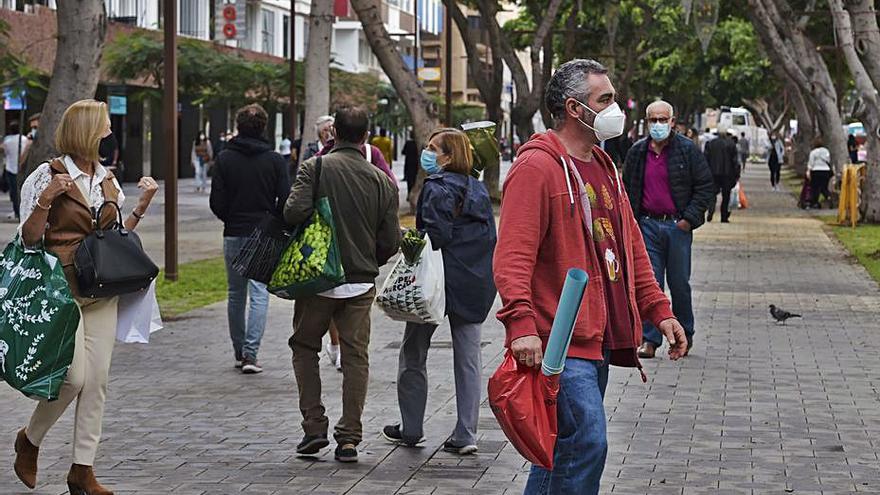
[828,223,880,284]
[156,257,228,318]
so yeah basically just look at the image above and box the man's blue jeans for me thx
[223,237,270,361]
[523,357,609,495]
[638,217,695,346]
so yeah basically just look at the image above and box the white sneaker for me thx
[241,358,263,374]
[335,348,342,371]
[325,342,339,366]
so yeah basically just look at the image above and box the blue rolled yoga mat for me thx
[541,268,589,376]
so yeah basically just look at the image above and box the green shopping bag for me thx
[0,238,80,400]
[268,157,345,299]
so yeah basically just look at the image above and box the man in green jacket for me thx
[284,105,401,463]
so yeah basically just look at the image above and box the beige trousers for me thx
[25,296,118,466]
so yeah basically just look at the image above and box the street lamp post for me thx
[163,0,179,281]
[290,2,297,144]
[445,0,453,126]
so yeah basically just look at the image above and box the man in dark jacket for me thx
[210,104,290,375]
[284,105,400,464]
[623,100,715,359]
[704,125,741,223]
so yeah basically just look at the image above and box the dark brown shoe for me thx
[14,427,38,489]
[67,464,114,495]
[637,342,656,359]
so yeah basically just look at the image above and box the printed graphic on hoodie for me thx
[570,155,633,338]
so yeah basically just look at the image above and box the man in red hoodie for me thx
[494,59,688,494]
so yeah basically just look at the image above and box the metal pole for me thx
[414,0,420,80]
[290,2,297,142]
[163,0,179,281]
[444,0,453,126]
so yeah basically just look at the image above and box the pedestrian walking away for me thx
[806,136,833,209]
[738,132,750,171]
[623,100,714,359]
[284,105,401,463]
[2,121,25,221]
[494,59,687,495]
[382,127,497,455]
[768,133,784,191]
[402,131,420,197]
[313,119,400,369]
[210,104,290,374]
[704,125,741,223]
[191,131,213,193]
[12,99,159,495]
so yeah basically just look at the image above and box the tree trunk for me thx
[301,0,333,148]
[830,0,880,221]
[790,87,815,176]
[746,0,848,175]
[19,1,107,187]
[349,0,439,211]
[847,0,880,90]
[444,0,503,200]
[494,0,564,141]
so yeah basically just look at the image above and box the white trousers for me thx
[26,297,118,466]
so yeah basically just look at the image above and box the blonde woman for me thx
[12,99,158,495]
[382,128,497,454]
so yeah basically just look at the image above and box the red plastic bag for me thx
[488,350,559,469]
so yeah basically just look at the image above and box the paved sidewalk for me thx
[1,164,880,494]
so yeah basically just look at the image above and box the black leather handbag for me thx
[74,201,159,298]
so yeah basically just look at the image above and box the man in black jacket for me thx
[284,105,400,464]
[704,125,741,223]
[623,100,715,359]
[210,104,290,375]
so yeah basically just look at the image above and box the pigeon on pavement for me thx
[769,304,801,325]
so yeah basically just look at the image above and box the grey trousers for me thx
[397,314,482,446]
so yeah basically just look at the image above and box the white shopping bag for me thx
[729,182,741,210]
[115,281,163,343]
[376,235,446,325]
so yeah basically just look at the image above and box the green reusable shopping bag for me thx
[268,157,345,300]
[0,238,80,400]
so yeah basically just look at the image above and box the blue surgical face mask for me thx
[420,149,442,174]
[650,122,671,141]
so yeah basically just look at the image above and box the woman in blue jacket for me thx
[382,128,497,455]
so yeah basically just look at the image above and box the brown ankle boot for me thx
[67,464,114,495]
[13,427,38,489]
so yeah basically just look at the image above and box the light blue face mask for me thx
[650,122,671,141]
[420,149,443,175]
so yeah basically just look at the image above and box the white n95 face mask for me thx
[575,100,626,142]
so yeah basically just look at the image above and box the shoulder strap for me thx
[312,156,322,204]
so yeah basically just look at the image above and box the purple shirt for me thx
[640,145,677,216]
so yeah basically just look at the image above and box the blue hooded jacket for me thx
[417,171,497,323]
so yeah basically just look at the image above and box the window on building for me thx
[467,15,481,31]
[261,9,275,54]
[282,14,290,58]
[179,0,203,38]
[106,0,140,24]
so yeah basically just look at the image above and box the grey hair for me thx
[315,115,334,129]
[646,100,674,117]
[544,59,609,126]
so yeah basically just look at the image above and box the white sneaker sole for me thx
[242,365,263,374]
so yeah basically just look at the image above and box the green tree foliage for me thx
[503,0,778,123]
[103,31,380,114]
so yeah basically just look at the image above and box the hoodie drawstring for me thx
[560,156,576,217]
